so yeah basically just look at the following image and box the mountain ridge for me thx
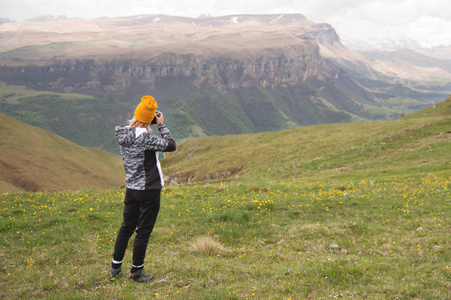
[342,37,423,51]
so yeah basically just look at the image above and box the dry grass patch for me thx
[190,236,228,256]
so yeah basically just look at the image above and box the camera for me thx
[151,111,161,124]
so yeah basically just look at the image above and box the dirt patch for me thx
[203,167,243,180]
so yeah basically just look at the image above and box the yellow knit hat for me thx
[134,95,158,123]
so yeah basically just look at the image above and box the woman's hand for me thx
[155,112,164,125]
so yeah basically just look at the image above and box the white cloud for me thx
[408,16,451,46]
[317,0,451,47]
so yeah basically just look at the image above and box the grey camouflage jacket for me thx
[115,123,176,190]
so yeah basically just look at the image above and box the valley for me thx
[1,14,450,152]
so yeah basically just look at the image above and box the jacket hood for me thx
[115,125,136,147]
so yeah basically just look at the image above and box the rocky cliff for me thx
[1,42,328,92]
[0,14,364,104]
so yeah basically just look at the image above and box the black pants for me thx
[113,188,161,267]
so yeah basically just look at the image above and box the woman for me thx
[110,95,176,282]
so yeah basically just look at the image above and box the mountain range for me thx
[0,14,450,153]
[341,37,423,51]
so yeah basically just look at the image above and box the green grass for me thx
[0,82,94,104]
[163,112,451,186]
[1,173,450,299]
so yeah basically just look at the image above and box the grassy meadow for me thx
[1,173,450,299]
[163,100,451,186]
[1,98,450,299]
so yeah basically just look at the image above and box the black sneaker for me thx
[130,269,155,283]
[110,267,123,281]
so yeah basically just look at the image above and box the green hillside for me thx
[0,112,124,192]
[403,96,451,119]
[0,83,130,155]
[1,95,449,192]
[162,96,451,184]
[1,80,444,155]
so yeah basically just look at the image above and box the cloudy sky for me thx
[2,0,451,47]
